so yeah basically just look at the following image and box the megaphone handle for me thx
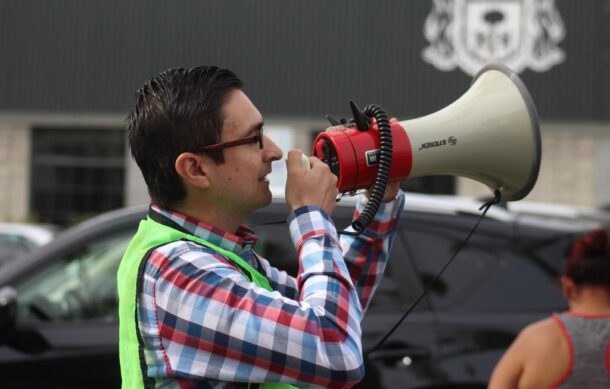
[342,104,393,235]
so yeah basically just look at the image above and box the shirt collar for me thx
[149,205,258,255]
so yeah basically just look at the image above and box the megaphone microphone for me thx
[312,64,541,232]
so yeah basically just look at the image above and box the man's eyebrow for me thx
[245,121,264,136]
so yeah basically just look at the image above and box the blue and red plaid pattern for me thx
[138,193,404,388]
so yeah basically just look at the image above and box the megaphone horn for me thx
[312,64,541,202]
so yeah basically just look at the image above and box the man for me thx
[118,65,404,388]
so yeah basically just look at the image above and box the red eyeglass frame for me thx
[195,128,263,152]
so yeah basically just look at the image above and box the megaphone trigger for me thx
[325,115,343,126]
[349,101,369,131]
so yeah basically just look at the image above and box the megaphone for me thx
[312,64,541,203]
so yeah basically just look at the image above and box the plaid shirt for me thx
[137,192,405,388]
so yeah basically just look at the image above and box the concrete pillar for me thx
[0,123,30,222]
[124,143,149,207]
[597,130,610,208]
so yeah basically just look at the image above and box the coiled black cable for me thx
[341,104,393,235]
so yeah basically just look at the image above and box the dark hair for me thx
[127,66,243,208]
[565,228,610,287]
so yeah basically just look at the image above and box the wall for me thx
[0,122,30,221]
[457,122,610,207]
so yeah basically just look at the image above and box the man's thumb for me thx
[286,149,304,173]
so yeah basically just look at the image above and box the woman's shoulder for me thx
[517,316,565,349]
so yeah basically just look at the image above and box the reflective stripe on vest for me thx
[117,216,295,389]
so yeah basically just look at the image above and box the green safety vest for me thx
[117,216,296,389]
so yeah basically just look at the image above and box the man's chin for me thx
[249,186,271,210]
[261,188,273,207]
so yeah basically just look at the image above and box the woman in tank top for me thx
[488,228,610,389]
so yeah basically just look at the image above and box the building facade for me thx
[0,0,608,224]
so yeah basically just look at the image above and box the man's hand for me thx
[365,181,401,203]
[285,150,338,215]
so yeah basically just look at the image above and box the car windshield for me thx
[15,230,133,323]
[0,235,34,264]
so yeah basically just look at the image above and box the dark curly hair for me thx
[127,66,243,208]
[565,228,610,287]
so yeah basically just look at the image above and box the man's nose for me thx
[262,134,283,161]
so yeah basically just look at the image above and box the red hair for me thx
[565,228,610,286]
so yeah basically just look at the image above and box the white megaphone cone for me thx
[312,64,541,202]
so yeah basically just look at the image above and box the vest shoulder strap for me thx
[141,217,272,291]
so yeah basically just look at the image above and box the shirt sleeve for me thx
[143,222,365,388]
[340,190,405,312]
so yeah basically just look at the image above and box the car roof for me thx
[507,200,610,227]
[270,187,516,222]
[70,191,602,237]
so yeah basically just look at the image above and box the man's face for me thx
[206,89,283,216]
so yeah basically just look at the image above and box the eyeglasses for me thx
[196,128,263,152]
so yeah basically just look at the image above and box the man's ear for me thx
[175,152,211,189]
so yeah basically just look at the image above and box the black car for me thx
[0,194,598,388]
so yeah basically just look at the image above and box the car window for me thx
[371,229,430,312]
[15,230,134,324]
[405,228,566,312]
[463,246,566,312]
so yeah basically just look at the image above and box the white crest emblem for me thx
[422,0,566,75]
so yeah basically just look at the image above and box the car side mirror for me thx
[0,286,17,344]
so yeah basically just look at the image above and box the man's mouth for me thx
[259,172,271,182]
